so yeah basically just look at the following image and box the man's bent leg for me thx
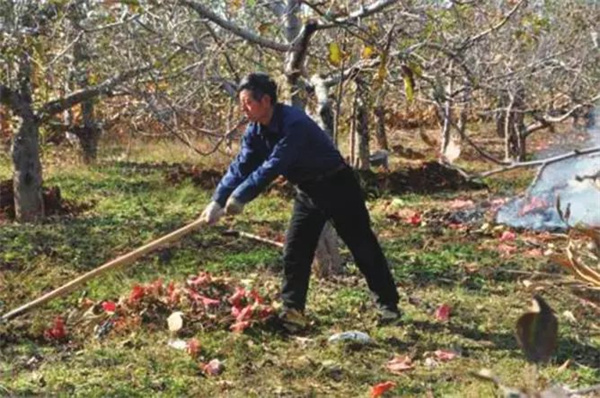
[281,191,327,311]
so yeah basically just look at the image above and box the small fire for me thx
[497,109,600,231]
[518,196,550,217]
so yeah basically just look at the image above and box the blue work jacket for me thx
[212,103,344,206]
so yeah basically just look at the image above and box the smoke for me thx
[496,109,600,231]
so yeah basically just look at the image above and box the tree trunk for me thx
[280,13,342,277]
[373,104,388,151]
[310,74,334,137]
[71,6,101,164]
[354,79,370,170]
[75,123,101,164]
[439,69,461,163]
[12,51,43,222]
[497,88,526,162]
[309,74,343,277]
[283,0,303,109]
[1,106,12,153]
[12,115,44,222]
[313,223,342,278]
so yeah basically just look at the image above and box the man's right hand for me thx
[199,201,224,225]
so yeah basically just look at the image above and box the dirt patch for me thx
[358,161,486,195]
[0,179,93,221]
[163,161,485,198]
[165,164,223,190]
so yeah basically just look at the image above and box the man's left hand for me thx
[225,196,245,215]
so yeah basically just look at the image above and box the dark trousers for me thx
[281,167,399,311]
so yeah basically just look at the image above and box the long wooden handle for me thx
[1,218,206,322]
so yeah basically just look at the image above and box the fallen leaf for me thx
[228,287,247,307]
[230,321,251,333]
[197,295,220,308]
[407,213,422,226]
[448,222,465,230]
[186,338,200,357]
[435,304,451,322]
[79,297,95,308]
[523,248,543,258]
[203,359,224,376]
[236,305,254,322]
[187,272,211,287]
[557,359,570,372]
[424,357,439,368]
[497,243,517,257]
[448,199,474,209]
[500,230,517,242]
[433,349,458,361]
[371,381,396,398]
[167,311,184,332]
[128,284,145,304]
[249,289,264,304]
[167,281,180,305]
[386,355,413,374]
[562,310,576,324]
[149,278,163,295]
[231,304,242,319]
[101,301,117,313]
[44,317,67,340]
[167,339,187,350]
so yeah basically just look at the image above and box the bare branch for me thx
[462,0,526,47]
[46,31,83,68]
[285,21,319,80]
[524,93,600,137]
[204,22,240,82]
[179,0,292,52]
[39,64,154,120]
[473,146,600,179]
[81,13,141,33]
[314,0,401,30]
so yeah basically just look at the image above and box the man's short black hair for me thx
[238,72,278,105]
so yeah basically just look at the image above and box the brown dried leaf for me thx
[386,355,414,374]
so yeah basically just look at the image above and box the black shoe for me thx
[377,306,403,326]
[278,308,309,333]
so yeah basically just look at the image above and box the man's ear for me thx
[262,94,273,107]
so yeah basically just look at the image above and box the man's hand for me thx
[200,201,224,225]
[225,196,245,215]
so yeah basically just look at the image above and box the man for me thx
[200,73,400,331]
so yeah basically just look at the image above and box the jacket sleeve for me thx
[212,127,262,207]
[231,121,305,204]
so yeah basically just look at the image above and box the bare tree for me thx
[0,0,174,221]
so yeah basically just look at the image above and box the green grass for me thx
[1,141,599,397]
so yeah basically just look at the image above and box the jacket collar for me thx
[261,103,283,135]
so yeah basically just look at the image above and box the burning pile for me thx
[497,111,600,231]
[496,156,600,231]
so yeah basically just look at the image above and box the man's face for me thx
[239,89,272,124]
